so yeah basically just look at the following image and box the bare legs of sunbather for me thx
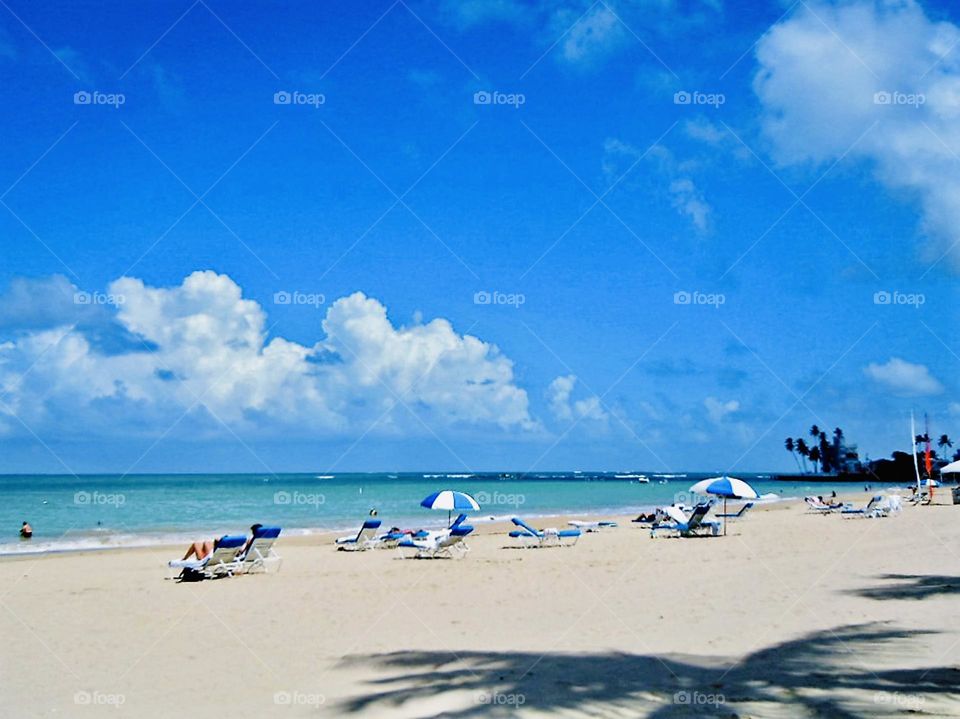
[181,540,213,561]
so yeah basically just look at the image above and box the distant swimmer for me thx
[20,521,32,539]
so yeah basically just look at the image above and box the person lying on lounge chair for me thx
[238,523,263,558]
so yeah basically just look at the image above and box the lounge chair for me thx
[840,494,889,519]
[650,503,720,538]
[167,535,247,580]
[398,525,474,559]
[509,517,581,547]
[717,502,754,520]
[804,496,843,513]
[236,526,282,573]
[336,519,382,551]
[567,520,618,532]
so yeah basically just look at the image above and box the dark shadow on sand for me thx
[850,574,960,601]
[330,623,959,717]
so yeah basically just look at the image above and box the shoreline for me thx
[0,488,936,559]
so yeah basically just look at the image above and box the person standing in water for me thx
[20,521,32,539]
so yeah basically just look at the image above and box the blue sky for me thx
[0,0,958,474]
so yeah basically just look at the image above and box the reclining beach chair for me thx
[567,520,618,532]
[509,517,581,547]
[841,495,884,518]
[717,502,754,520]
[167,535,247,580]
[804,496,843,513]
[650,503,720,538]
[236,526,282,573]
[398,525,474,558]
[336,519,382,551]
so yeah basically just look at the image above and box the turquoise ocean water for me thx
[0,472,898,555]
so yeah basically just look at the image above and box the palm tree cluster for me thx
[784,426,846,474]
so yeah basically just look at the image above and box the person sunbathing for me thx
[180,539,216,561]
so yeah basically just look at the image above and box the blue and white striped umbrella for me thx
[420,490,481,528]
[689,476,757,536]
[689,476,758,499]
[420,490,481,511]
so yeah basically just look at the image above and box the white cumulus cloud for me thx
[0,271,537,439]
[864,357,944,396]
[547,374,608,422]
[754,0,960,269]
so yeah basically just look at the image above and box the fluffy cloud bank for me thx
[0,272,537,438]
[754,0,960,269]
[864,357,944,396]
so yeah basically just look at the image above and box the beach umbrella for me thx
[661,505,688,525]
[420,490,481,527]
[689,476,758,535]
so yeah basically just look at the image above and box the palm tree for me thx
[833,427,843,442]
[796,438,810,473]
[785,437,803,472]
[938,434,952,461]
[818,432,830,473]
[810,425,820,440]
[809,446,822,473]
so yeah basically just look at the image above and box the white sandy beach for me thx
[2,495,959,718]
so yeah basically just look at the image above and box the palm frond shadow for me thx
[849,574,960,601]
[331,623,959,717]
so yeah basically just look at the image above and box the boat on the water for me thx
[614,473,650,483]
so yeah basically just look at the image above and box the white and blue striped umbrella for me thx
[689,476,758,499]
[420,490,481,511]
[689,476,757,536]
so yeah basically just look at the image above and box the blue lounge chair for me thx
[168,535,247,579]
[510,517,580,547]
[841,495,884,518]
[717,502,754,520]
[236,526,282,573]
[568,520,618,532]
[399,525,474,558]
[336,519,382,551]
[650,503,720,538]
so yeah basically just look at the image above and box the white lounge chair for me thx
[336,519,382,551]
[398,526,473,559]
[804,496,843,513]
[841,495,885,518]
[236,526,282,573]
[650,503,721,538]
[167,535,247,580]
